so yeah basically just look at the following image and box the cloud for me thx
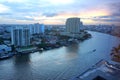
[0,0,28,3]
[108,2,120,17]
[0,13,11,15]
[42,13,58,17]
[0,0,120,25]
[46,0,74,5]
[92,16,120,22]
[0,4,11,13]
[90,1,120,23]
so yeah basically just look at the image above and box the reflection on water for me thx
[66,44,79,53]
[13,54,32,80]
[65,44,79,59]
[0,31,120,80]
[14,54,31,64]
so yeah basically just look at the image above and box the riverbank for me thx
[0,34,91,60]
[110,44,120,62]
[16,31,92,54]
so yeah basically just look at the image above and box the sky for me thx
[0,0,120,25]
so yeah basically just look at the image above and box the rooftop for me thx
[71,60,120,80]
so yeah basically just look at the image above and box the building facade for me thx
[66,17,82,33]
[29,23,45,34]
[11,26,30,47]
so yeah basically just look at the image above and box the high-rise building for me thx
[29,23,45,34]
[11,26,30,47]
[66,17,82,33]
[60,17,84,38]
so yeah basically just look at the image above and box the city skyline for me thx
[0,0,120,25]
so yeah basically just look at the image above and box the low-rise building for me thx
[0,45,11,56]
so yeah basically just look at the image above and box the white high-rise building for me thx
[11,26,30,47]
[66,18,82,33]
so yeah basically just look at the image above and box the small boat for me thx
[93,49,96,52]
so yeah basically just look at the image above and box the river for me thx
[0,31,119,80]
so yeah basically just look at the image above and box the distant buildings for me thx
[11,26,30,47]
[29,23,45,34]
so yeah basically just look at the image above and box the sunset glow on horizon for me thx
[0,0,120,25]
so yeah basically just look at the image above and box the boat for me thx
[93,49,96,52]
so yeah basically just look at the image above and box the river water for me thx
[0,31,119,80]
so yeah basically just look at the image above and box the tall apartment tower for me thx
[29,23,45,35]
[11,26,30,47]
[66,18,82,33]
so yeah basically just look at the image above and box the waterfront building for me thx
[66,17,83,33]
[0,44,11,56]
[11,26,30,47]
[0,44,11,52]
[61,17,85,38]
